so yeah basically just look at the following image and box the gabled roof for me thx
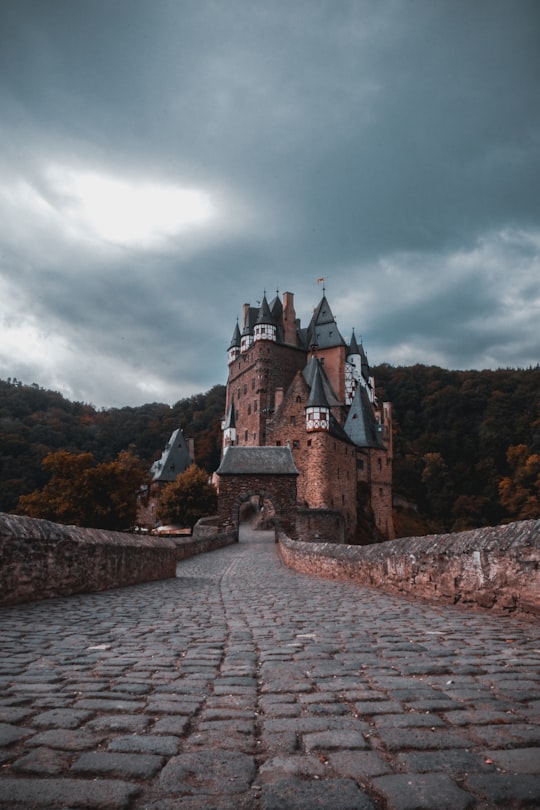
[344,385,385,449]
[151,429,193,482]
[303,356,341,407]
[306,295,346,349]
[242,306,259,336]
[217,446,298,475]
[270,294,283,322]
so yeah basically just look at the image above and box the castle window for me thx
[244,430,248,441]
[276,441,281,446]
[357,459,364,470]
[290,415,296,426]
[252,378,255,390]
[253,433,257,441]
[244,384,247,395]
[379,488,384,496]
[293,440,299,449]
[307,439,312,447]
[296,395,302,403]
[254,400,258,412]
[342,494,345,505]
[248,404,251,415]
[377,458,382,471]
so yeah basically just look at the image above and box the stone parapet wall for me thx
[177,519,236,557]
[0,513,179,607]
[279,519,540,617]
[296,507,345,544]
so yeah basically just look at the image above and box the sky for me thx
[1,0,539,409]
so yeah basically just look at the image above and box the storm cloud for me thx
[1,0,538,407]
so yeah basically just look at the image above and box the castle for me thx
[220,289,394,543]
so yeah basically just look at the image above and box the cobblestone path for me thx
[0,526,539,809]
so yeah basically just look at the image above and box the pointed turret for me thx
[305,361,330,432]
[347,329,360,359]
[254,294,277,342]
[306,294,346,350]
[343,384,384,448]
[227,321,241,364]
[222,402,237,446]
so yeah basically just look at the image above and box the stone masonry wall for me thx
[0,512,179,607]
[279,519,540,617]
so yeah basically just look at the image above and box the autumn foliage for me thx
[156,464,217,528]
[17,449,146,531]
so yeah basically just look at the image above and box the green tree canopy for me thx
[157,464,218,528]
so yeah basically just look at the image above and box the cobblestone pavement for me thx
[0,526,539,810]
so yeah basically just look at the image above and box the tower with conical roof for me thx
[221,287,394,543]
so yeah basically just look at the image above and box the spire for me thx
[347,328,360,358]
[306,361,331,409]
[305,360,331,432]
[254,294,277,342]
[222,402,237,446]
[307,294,346,349]
[255,294,275,325]
[228,321,241,350]
[227,320,241,363]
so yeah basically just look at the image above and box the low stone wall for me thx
[296,507,345,544]
[175,518,237,559]
[0,513,178,607]
[279,519,540,617]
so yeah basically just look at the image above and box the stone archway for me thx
[215,447,299,541]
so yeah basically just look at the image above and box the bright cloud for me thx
[45,167,216,247]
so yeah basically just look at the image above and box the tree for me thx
[157,464,218,527]
[499,445,540,520]
[17,449,146,530]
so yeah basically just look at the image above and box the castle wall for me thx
[0,513,177,606]
[279,519,540,617]
[217,473,298,539]
[226,341,306,446]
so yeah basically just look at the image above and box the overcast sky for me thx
[1,1,539,409]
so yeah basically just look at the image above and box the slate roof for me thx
[305,295,346,349]
[306,361,330,409]
[217,446,299,475]
[303,356,341,407]
[228,321,241,350]
[344,385,385,448]
[151,429,193,482]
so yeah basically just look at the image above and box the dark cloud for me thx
[0,0,538,407]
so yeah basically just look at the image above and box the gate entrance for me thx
[215,446,299,541]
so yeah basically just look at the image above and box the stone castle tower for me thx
[221,289,394,543]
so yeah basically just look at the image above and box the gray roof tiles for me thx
[217,446,299,475]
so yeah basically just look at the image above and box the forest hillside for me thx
[1,365,538,535]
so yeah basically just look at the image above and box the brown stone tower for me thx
[221,289,394,543]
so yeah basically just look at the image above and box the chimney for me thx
[282,291,297,345]
[274,386,284,410]
[242,303,250,330]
